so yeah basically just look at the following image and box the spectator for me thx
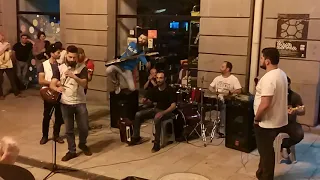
[0,33,22,100]
[32,32,48,61]
[78,48,94,94]
[12,34,34,87]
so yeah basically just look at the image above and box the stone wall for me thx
[198,0,253,90]
[60,0,116,102]
[259,0,320,126]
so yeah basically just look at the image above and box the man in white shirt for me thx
[254,48,288,180]
[209,61,242,137]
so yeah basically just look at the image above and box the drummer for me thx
[208,61,242,137]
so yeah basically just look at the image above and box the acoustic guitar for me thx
[105,52,159,67]
[40,87,61,104]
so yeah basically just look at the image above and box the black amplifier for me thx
[225,94,256,153]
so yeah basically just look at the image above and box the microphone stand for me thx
[43,106,77,180]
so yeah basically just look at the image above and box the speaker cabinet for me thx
[110,91,139,128]
[225,96,256,153]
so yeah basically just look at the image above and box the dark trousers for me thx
[42,101,64,138]
[254,121,304,180]
[61,103,89,153]
[133,108,174,143]
[0,68,20,96]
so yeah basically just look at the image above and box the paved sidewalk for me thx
[0,90,320,180]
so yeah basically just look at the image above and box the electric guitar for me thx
[105,52,159,67]
[289,105,305,111]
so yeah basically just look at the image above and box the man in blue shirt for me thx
[106,34,150,94]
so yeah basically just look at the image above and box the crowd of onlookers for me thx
[0,31,94,100]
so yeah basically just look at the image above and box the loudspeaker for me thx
[110,90,139,128]
[225,95,256,153]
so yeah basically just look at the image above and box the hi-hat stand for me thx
[43,107,77,180]
[209,91,224,142]
[187,76,207,147]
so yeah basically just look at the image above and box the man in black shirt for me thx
[12,34,33,86]
[130,71,177,152]
[281,76,305,162]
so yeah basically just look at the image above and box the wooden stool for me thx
[274,133,297,164]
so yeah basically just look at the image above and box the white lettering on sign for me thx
[276,41,297,51]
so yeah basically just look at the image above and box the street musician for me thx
[106,34,151,94]
[208,61,242,137]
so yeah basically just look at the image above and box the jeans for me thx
[16,61,28,85]
[61,103,89,153]
[42,101,64,138]
[254,121,304,180]
[133,108,174,143]
[0,68,19,96]
[106,65,135,91]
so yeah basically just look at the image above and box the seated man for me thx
[143,68,157,90]
[129,71,176,152]
[106,34,150,94]
[281,76,305,162]
[177,61,190,86]
[208,61,241,137]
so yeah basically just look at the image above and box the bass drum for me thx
[173,104,200,141]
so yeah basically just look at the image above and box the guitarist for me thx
[106,34,151,94]
[281,76,305,162]
[37,43,64,145]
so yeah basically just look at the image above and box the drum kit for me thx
[170,82,228,147]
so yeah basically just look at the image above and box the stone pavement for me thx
[1,89,320,180]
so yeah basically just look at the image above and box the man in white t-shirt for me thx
[254,48,288,180]
[209,61,242,137]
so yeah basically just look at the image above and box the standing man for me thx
[78,48,94,94]
[106,34,150,94]
[208,61,242,137]
[0,33,22,100]
[254,48,288,180]
[50,45,92,161]
[12,34,34,87]
[37,44,64,145]
[129,71,176,152]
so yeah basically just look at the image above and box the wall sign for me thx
[276,40,307,58]
[276,14,309,40]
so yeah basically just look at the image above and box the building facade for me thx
[2,0,320,126]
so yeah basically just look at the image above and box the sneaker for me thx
[281,148,291,159]
[151,143,160,153]
[78,144,92,156]
[61,152,77,161]
[128,137,142,146]
[40,137,49,145]
[115,86,121,94]
[0,96,4,100]
[53,136,65,144]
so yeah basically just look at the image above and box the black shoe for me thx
[151,143,160,153]
[78,144,92,156]
[128,137,141,146]
[40,137,49,145]
[61,152,77,162]
[53,136,65,144]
